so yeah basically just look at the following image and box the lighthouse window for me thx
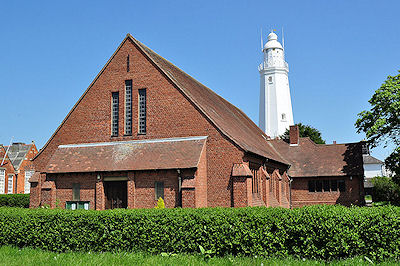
[281,113,286,121]
[268,77,273,83]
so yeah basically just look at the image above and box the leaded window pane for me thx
[125,80,132,135]
[138,89,146,134]
[111,92,119,136]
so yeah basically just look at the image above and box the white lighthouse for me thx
[259,32,294,138]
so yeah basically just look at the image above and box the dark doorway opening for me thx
[104,181,127,209]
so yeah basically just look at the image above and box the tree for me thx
[280,123,326,144]
[371,176,400,205]
[355,71,400,183]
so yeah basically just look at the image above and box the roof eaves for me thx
[127,35,288,165]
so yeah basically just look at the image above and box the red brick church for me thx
[30,34,294,210]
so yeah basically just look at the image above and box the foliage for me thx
[0,205,399,261]
[1,245,396,266]
[0,194,29,208]
[155,197,165,209]
[371,176,400,205]
[355,71,400,182]
[280,123,325,144]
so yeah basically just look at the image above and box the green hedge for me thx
[0,194,29,208]
[0,205,399,261]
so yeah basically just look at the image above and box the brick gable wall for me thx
[32,38,245,208]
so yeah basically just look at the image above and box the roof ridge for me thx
[127,35,287,164]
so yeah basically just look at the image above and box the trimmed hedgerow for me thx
[0,205,399,261]
[0,194,29,208]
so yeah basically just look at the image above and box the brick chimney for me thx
[289,125,299,146]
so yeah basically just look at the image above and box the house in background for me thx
[270,125,365,207]
[0,145,16,194]
[0,142,38,194]
[30,34,291,210]
[362,145,384,195]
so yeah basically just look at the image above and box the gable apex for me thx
[35,34,288,166]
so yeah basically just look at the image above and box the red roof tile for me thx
[35,34,288,166]
[128,35,288,165]
[46,136,207,173]
[232,163,253,177]
[269,138,364,177]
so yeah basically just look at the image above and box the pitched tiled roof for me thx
[363,155,383,164]
[4,143,32,170]
[269,138,364,177]
[128,35,288,165]
[0,145,15,170]
[232,163,253,177]
[35,34,288,166]
[46,136,207,173]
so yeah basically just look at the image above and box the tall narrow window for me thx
[138,89,147,134]
[127,55,130,72]
[125,80,132,135]
[7,175,13,194]
[0,169,5,194]
[24,170,34,194]
[72,183,80,201]
[155,181,164,200]
[111,92,119,136]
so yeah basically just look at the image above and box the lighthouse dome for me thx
[264,32,283,50]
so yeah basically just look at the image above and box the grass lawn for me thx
[0,246,398,266]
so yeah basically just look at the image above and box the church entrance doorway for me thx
[104,181,127,209]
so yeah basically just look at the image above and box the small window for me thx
[338,180,346,192]
[72,183,80,201]
[7,175,13,194]
[331,180,338,191]
[281,113,286,121]
[125,80,132,135]
[24,170,34,194]
[155,181,164,200]
[315,180,322,192]
[323,180,330,192]
[111,92,119,136]
[138,89,147,134]
[66,201,90,210]
[0,169,5,194]
[308,180,315,192]
[127,55,130,72]
[268,76,273,83]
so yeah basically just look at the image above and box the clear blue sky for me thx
[1,1,399,161]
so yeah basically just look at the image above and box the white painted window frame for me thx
[7,175,13,194]
[0,169,5,194]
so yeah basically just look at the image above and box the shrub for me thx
[371,176,400,205]
[0,205,399,261]
[155,198,165,209]
[0,194,30,208]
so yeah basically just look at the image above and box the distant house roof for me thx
[0,145,14,170]
[269,138,364,177]
[363,155,383,164]
[35,34,288,166]
[3,143,32,170]
[46,136,207,173]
